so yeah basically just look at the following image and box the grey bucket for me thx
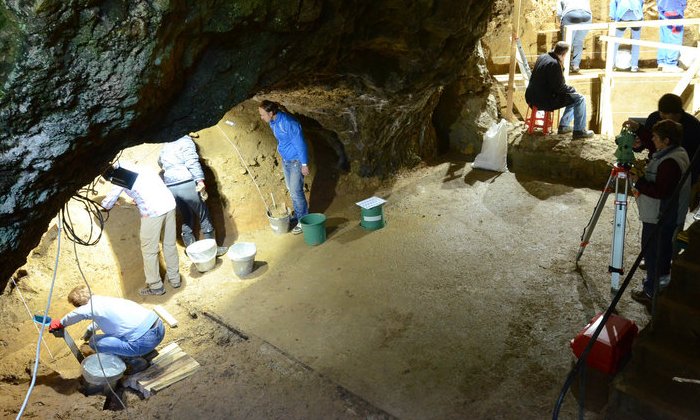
[185,239,217,272]
[227,242,257,277]
[267,210,290,235]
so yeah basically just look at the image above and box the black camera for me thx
[103,165,138,189]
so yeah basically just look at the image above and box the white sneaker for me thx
[661,65,683,73]
[291,224,303,235]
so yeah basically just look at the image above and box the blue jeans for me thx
[658,9,685,66]
[283,160,308,220]
[614,26,641,67]
[168,181,214,246]
[641,220,675,296]
[90,319,165,357]
[561,10,592,68]
[558,93,587,132]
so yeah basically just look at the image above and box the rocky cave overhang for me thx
[0,1,497,289]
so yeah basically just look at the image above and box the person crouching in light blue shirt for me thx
[259,100,310,235]
[49,285,165,373]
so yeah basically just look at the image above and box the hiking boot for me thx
[139,286,165,296]
[291,224,303,235]
[631,288,652,308]
[123,357,149,375]
[216,246,229,257]
[572,130,594,139]
[558,126,573,134]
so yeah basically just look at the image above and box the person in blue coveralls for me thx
[259,100,310,234]
[610,0,645,72]
[657,0,687,72]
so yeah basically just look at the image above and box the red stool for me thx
[525,105,554,135]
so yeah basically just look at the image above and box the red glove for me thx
[49,318,63,332]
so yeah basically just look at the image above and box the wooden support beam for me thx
[599,36,700,54]
[505,0,522,122]
[673,44,700,96]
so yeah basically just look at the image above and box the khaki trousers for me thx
[140,209,179,289]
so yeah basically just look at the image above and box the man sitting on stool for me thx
[49,285,165,373]
[525,41,594,139]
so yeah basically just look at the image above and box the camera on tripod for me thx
[614,128,636,168]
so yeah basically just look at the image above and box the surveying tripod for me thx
[575,163,632,293]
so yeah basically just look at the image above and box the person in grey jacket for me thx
[159,134,226,255]
[556,0,593,73]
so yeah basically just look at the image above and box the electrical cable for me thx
[16,214,62,419]
[61,190,108,246]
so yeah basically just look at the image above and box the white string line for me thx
[10,278,55,361]
[216,124,270,212]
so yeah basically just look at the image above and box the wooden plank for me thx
[566,18,700,31]
[599,36,699,54]
[673,45,700,96]
[505,0,522,121]
[132,350,187,384]
[139,356,195,388]
[147,359,200,392]
[154,305,178,327]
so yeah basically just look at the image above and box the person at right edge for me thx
[258,100,310,235]
[624,93,700,211]
[629,120,690,309]
[159,134,228,256]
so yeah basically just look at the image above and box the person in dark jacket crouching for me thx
[629,120,691,308]
[525,41,594,139]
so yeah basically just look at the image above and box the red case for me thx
[570,312,639,375]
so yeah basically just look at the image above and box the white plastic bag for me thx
[472,119,508,172]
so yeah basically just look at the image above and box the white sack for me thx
[472,119,508,172]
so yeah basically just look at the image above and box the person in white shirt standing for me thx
[102,163,180,296]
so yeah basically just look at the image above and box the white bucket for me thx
[186,239,217,272]
[227,242,256,277]
[81,354,126,386]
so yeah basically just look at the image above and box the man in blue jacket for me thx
[610,0,645,72]
[259,100,310,234]
[657,0,687,72]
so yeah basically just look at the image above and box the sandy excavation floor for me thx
[0,142,654,419]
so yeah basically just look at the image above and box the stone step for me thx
[653,297,700,341]
[630,330,700,380]
[609,366,700,420]
[666,258,700,303]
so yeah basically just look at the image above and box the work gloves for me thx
[49,319,65,337]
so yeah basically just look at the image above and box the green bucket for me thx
[360,205,385,230]
[299,213,327,246]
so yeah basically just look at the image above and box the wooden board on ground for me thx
[123,342,200,398]
[154,305,178,327]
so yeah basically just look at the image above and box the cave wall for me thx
[0,0,495,289]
